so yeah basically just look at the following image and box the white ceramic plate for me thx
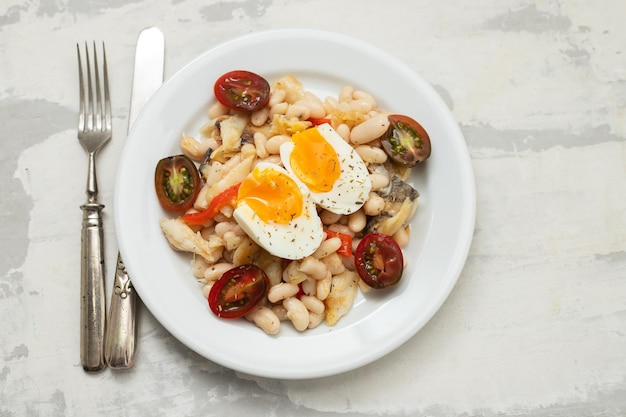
[115,29,475,379]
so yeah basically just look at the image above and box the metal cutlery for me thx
[76,41,110,372]
[104,27,165,369]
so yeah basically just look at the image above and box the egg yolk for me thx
[289,127,340,193]
[237,166,303,224]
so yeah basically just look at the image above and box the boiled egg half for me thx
[280,124,371,215]
[233,162,324,260]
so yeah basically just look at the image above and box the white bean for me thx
[349,114,390,145]
[267,282,299,303]
[222,205,235,219]
[300,277,317,296]
[301,94,326,119]
[253,132,269,159]
[321,252,346,275]
[225,223,245,236]
[246,306,280,335]
[348,209,367,234]
[369,173,390,191]
[283,297,309,331]
[269,88,286,107]
[320,209,343,225]
[393,225,410,247]
[355,145,388,164]
[199,225,216,240]
[269,102,288,117]
[326,223,354,237]
[282,260,308,284]
[256,154,282,166]
[250,106,270,126]
[353,90,376,108]
[265,134,290,154]
[203,262,234,282]
[213,211,231,223]
[180,135,214,161]
[223,231,243,251]
[348,99,374,114]
[363,192,385,216]
[339,86,354,102]
[271,304,289,321]
[336,123,351,142]
[241,143,257,159]
[308,312,325,329]
[285,103,310,120]
[208,101,230,119]
[300,295,325,315]
[214,221,237,238]
[313,237,342,259]
[316,272,332,301]
[298,256,328,280]
[323,97,339,114]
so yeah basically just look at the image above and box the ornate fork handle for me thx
[80,201,106,371]
[104,254,136,368]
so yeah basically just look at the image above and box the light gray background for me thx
[2,0,625,416]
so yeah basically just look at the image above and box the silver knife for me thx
[104,27,164,369]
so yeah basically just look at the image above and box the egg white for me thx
[280,123,371,215]
[233,162,324,260]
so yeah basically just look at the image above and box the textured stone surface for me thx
[1,0,625,416]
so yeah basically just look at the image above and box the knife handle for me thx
[104,254,136,369]
[80,202,107,372]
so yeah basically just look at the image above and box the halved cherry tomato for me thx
[354,233,404,289]
[214,70,270,112]
[208,264,269,319]
[154,155,201,212]
[181,183,241,226]
[381,114,431,167]
[324,229,353,257]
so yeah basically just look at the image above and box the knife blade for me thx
[104,27,164,369]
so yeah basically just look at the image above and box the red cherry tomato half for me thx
[214,70,270,112]
[154,154,201,212]
[354,233,404,289]
[381,114,431,167]
[208,264,269,319]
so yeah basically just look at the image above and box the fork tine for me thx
[77,44,85,133]
[77,41,111,135]
[102,42,112,132]
[93,41,102,131]
[85,42,94,132]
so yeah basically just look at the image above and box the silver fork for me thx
[77,41,111,372]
